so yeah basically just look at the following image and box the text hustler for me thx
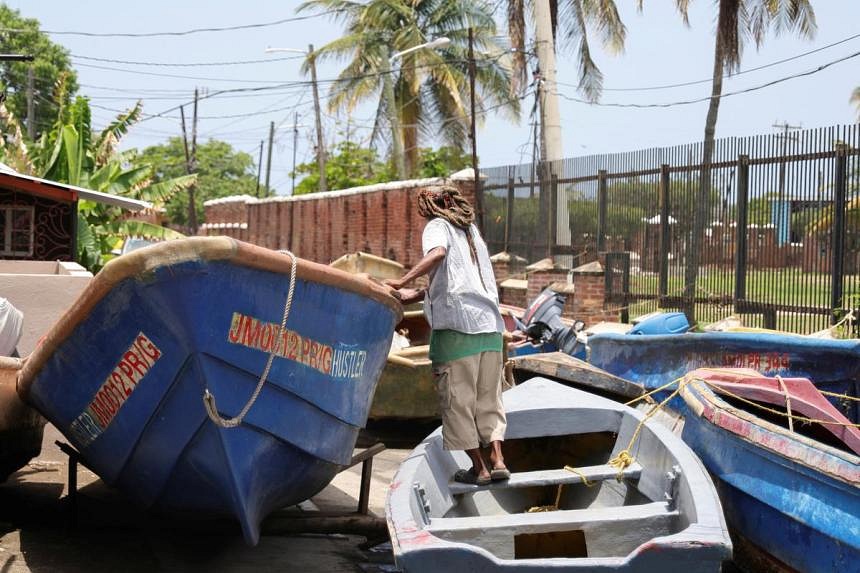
[228,312,367,380]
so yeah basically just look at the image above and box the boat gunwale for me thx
[680,376,860,482]
[18,236,402,400]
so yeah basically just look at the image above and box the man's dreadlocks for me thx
[417,185,487,289]
[417,185,475,230]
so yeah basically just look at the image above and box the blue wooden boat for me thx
[16,237,401,544]
[680,368,860,573]
[588,332,860,418]
[386,377,732,571]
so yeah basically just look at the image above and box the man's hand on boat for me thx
[388,287,425,305]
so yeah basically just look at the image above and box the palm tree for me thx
[297,0,518,176]
[505,0,627,101]
[852,86,860,119]
[671,0,817,321]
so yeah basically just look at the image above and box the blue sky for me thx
[6,1,859,194]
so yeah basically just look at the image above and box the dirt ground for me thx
[0,424,412,573]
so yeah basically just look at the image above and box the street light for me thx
[265,45,328,193]
[384,37,451,180]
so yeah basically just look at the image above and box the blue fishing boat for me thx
[680,368,860,573]
[17,237,401,545]
[588,332,860,418]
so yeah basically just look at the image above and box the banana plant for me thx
[1,87,195,272]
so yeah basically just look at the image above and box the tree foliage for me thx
[505,0,626,100]
[293,141,393,194]
[0,6,78,138]
[297,0,518,176]
[131,137,262,226]
[0,92,192,272]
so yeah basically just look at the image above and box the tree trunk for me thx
[684,13,726,324]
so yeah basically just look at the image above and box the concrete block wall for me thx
[203,171,477,267]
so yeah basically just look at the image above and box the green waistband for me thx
[428,329,502,364]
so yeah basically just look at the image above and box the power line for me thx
[558,31,860,93]
[70,53,304,67]
[0,10,341,38]
[72,61,294,83]
[553,49,860,109]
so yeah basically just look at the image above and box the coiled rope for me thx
[203,250,298,428]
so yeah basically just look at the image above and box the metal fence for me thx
[480,124,860,334]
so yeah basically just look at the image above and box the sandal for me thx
[490,467,511,481]
[453,468,491,486]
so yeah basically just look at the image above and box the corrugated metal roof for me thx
[0,164,151,211]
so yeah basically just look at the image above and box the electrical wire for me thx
[0,10,341,38]
[70,53,304,67]
[552,49,860,108]
[558,31,860,93]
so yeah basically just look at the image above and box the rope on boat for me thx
[527,484,567,513]
[693,377,860,428]
[203,250,298,429]
[563,465,594,487]
[777,375,794,432]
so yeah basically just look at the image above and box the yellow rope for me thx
[696,377,860,428]
[624,376,685,407]
[527,484,565,513]
[563,465,594,487]
[820,389,860,402]
[776,375,794,432]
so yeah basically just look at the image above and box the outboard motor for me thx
[520,287,584,355]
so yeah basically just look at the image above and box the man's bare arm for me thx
[383,247,446,290]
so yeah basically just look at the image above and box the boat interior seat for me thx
[427,501,679,560]
[448,463,643,496]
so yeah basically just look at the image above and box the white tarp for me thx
[0,298,23,356]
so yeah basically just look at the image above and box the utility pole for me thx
[534,0,563,164]
[265,120,275,196]
[255,139,264,198]
[307,44,327,193]
[468,28,482,231]
[26,66,35,141]
[773,121,801,245]
[533,0,567,261]
[189,88,199,234]
[291,112,300,195]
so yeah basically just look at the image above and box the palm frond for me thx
[136,174,198,208]
[95,101,143,167]
[104,220,186,242]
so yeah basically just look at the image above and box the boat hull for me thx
[0,358,44,481]
[20,238,400,544]
[370,349,436,420]
[589,332,860,417]
[681,377,860,573]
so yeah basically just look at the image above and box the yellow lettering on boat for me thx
[227,312,364,381]
[69,333,162,447]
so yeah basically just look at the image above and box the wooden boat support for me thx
[509,352,645,402]
[55,440,389,537]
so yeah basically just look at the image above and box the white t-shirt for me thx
[422,218,504,334]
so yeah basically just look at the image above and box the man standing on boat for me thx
[385,184,510,486]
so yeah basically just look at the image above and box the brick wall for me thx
[202,171,477,267]
[571,261,620,326]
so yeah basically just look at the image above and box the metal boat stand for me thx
[55,440,389,539]
[262,442,388,540]
[55,440,89,530]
